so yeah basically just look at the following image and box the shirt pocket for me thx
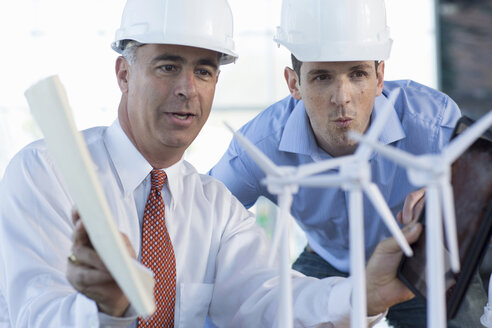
[178,283,214,328]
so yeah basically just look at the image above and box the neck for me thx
[144,152,183,170]
[324,145,357,158]
[316,135,357,158]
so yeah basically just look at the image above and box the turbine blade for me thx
[294,155,356,178]
[293,174,347,188]
[439,177,460,272]
[443,111,492,164]
[362,183,413,256]
[355,91,400,159]
[349,132,429,171]
[224,122,279,176]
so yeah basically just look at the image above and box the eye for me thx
[351,71,368,78]
[314,74,331,81]
[160,64,177,72]
[196,68,212,77]
[195,68,215,81]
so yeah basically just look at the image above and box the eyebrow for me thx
[307,63,373,76]
[349,63,373,71]
[307,69,333,76]
[151,54,219,71]
[151,54,184,64]
[196,59,219,71]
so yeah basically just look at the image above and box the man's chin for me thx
[328,139,358,156]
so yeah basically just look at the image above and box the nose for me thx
[330,78,351,107]
[174,70,197,100]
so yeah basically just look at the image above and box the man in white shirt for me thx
[0,0,422,327]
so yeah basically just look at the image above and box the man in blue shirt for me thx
[209,0,486,327]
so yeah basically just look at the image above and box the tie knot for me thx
[151,169,167,190]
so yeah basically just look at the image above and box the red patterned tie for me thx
[138,169,176,327]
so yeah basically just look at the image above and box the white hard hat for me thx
[112,0,238,65]
[274,0,393,62]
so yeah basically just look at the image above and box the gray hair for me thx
[121,40,224,67]
[122,40,144,65]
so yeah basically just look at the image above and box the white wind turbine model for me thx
[225,92,413,328]
[349,110,492,328]
[225,122,352,328]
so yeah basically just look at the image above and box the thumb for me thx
[378,223,422,254]
[403,222,422,245]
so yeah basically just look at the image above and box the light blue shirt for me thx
[209,80,461,272]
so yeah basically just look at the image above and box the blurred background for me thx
[0,0,491,325]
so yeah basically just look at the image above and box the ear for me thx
[375,61,385,96]
[115,56,130,93]
[284,67,302,100]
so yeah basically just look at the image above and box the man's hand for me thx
[365,223,422,316]
[397,188,426,225]
[66,210,135,317]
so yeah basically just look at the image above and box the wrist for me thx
[366,286,387,316]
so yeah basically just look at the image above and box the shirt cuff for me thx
[326,277,388,328]
[326,276,352,327]
[98,306,138,327]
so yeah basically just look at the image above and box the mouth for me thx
[163,111,198,127]
[333,117,353,128]
[170,112,196,120]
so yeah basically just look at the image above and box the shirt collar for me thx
[158,158,184,211]
[104,119,184,211]
[105,120,152,196]
[279,101,318,156]
[373,91,406,145]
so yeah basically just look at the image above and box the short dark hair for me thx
[291,54,302,78]
[290,54,380,83]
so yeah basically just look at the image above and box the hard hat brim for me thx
[275,38,393,62]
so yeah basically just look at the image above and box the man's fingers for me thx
[413,195,426,222]
[365,222,422,315]
[71,244,108,272]
[72,218,94,249]
[67,263,114,288]
[71,209,93,248]
[402,222,422,245]
[401,188,426,225]
[378,223,422,254]
[71,208,81,225]
[72,219,89,246]
[67,210,130,316]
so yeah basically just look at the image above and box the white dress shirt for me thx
[0,120,378,327]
